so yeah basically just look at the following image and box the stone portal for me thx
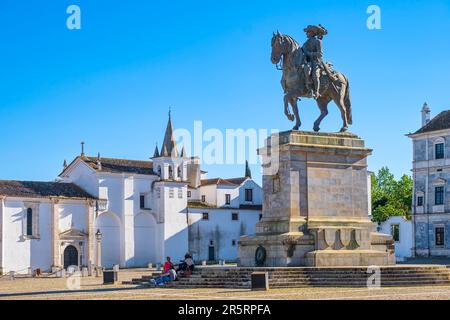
[238,131,395,267]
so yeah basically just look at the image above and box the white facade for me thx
[187,178,262,262]
[379,216,413,260]
[0,115,262,274]
[408,106,450,257]
[0,191,96,275]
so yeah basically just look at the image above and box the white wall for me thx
[188,209,260,261]
[58,202,87,233]
[93,173,161,268]
[2,199,52,273]
[200,185,217,205]
[61,160,98,197]
[239,179,263,205]
[216,185,239,208]
[96,211,121,268]
[160,182,189,263]
[1,198,90,274]
[134,212,157,266]
[379,216,413,259]
[1,158,263,271]
[187,187,201,201]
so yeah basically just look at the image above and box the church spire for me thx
[245,160,252,178]
[161,109,178,157]
[153,143,160,158]
[180,145,185,158]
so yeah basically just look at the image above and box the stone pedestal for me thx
[238,131,395,267]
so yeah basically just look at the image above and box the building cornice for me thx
[407,128,450,139]
[2,196,97,204]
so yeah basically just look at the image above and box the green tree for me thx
[371,167,412,223]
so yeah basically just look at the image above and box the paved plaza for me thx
[1,269,450,300]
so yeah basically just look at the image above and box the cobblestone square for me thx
[1,269,450,300]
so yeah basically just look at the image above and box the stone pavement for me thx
[2,274,450,300]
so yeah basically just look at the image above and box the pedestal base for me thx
[239,232,395,267]
[238,130,396,267]
[238,232,315,267]
[305,250,395,267]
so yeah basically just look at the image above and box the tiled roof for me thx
[239,204,263,210]
[187,200,216,209]
[200,177,248,187]
[414,110,450,134]
[83,157,155,175]
[0,180,97,199]
[187,201,262,211]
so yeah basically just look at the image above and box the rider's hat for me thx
[303,24,328,38]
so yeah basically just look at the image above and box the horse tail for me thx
[343,75,352,125]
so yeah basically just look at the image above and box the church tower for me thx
[151,112,189,260]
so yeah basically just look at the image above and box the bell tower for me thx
[151,111,189,262]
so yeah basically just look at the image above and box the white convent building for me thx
[0,114,262,274]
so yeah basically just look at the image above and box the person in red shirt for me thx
[163,256,173,273]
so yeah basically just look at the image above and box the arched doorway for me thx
[63,245,78,269]
[134,213,157,267]
[96,212,121,269]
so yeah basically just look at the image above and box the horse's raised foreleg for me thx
[290,97,301,130]
[313,97,331,132]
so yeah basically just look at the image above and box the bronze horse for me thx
[270,31,352,132]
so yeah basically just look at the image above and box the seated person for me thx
[185,256,195,273]
[163,256,173,273]
[150,267,177,286]
[177,253,195,274]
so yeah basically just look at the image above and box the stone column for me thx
[51,199,61,268]
[97,237,102,267]
[86,200,95,268]
[122,176,135,268]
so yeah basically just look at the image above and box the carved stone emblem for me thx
[255,245,267,267]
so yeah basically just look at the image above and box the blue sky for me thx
[0,0,449,185]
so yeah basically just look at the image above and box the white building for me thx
[408,104,450,257]
[0,114,262,274]
[379,216,413,260]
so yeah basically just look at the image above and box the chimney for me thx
[421,102,430,127]
[80,141,85,159]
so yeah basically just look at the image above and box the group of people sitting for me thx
[149,253,195,287]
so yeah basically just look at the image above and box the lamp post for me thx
[95,229,102,277]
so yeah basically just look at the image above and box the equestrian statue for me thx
[271,25,352,132]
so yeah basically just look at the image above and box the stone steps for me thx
[124,266,450,289]
[177,276,449,283]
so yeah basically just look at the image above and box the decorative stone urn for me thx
[238,130,395,267]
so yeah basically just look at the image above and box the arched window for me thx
[157,166,161,177]
[177,166,182,179]
[168,166,173,179]
[26,208,33,236]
